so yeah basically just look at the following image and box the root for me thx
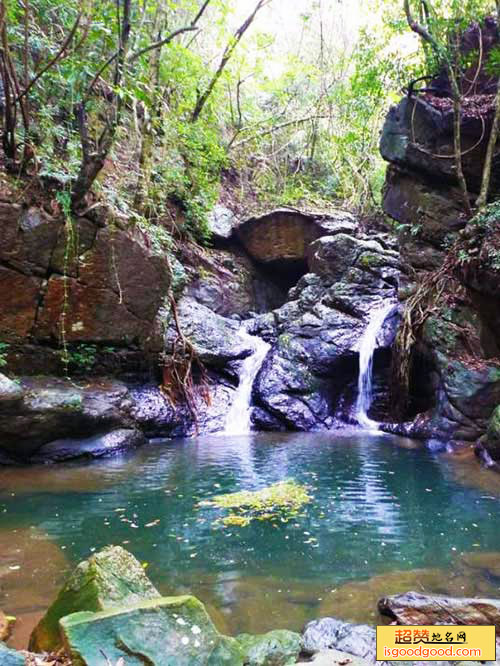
[391,240,465,418]
[160,294,211,429]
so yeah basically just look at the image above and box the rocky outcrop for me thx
[235,208,357,266]
[251,232,401,430]
[0,204,170,360]
[380,56,500,449]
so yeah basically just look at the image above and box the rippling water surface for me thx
[1,432,500,645]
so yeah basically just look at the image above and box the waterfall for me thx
[224,329,270,435]
[355,301,396,429]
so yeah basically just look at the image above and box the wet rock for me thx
[29,428,146,463]
[0,377,134,459]
[0,642,25,666]
[378,591,500,631]
[301,618,376,661]
[0,374,24,406]
[237,629,301,665]
[253,233,400,430]
[30,545,160,653]
[166,297,253,367]
[60,596,245,666]
[481,407,500,462]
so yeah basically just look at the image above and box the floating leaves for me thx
[198,480,312,527]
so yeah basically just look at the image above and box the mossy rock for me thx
[487,406,500,445]
[29,545,160,653]
[237,629,302,665]
[60,596,245,666]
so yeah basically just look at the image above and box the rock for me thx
[378,591,500,631]
[0,374,24,406]
[297,649,371,666]
[208,205,238,240]
[0,642,25,666]
[483,406,500,461]
[30,545,160,652]
[183,244,285,316]
[60,596,245,666]
[0,266,41,340]
[0,377,134,459]
[237,629,301,665]
[301,618,376,661]
[253,234,400,430]
[29,428,146,463]
[165,297,253,367]
[236,208,357,265]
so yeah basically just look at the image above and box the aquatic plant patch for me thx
[198,480,312,527]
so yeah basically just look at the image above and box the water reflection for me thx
[1,432,500,645]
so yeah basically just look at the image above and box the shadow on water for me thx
[1,431,500,646]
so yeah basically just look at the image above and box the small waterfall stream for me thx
[224,328,270,435]
[355,301,396,429]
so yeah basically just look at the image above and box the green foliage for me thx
[62,344,98,372]
[0,343,9,368]
[199,480,312,527]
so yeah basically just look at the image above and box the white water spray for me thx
[224,329,270,435]
[355,302,396,429]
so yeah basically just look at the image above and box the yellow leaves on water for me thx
[198,480,312,528]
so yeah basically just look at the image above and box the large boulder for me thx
[378,591,500,631]
[235,208,356,266]
[60,596,245,666]
[30,545,160,652]
[29,427,146,463]
[0,377,135,459]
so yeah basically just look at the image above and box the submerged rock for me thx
[237,629,301,665]
[60,596,245,666]
[29,428,146,463]
[378,591,500,631]
[30,545,160,653]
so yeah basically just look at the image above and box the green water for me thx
[1,432,500,638]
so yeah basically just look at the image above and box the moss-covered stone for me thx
[60,596,245,666]
[29,545,160,653]
[237,629,302,665]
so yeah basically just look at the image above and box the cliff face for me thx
[380,83,500,454]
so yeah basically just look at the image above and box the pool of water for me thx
[2,432,500,646]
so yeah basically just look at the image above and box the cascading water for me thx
[355,301,396,429]
[224,328,270,435]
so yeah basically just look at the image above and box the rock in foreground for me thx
[60,596,244,666]
[30,545,160,652]
[378,591,500,632]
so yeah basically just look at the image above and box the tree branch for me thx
[16,10,83,103]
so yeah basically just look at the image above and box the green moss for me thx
[199,481,311,527]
